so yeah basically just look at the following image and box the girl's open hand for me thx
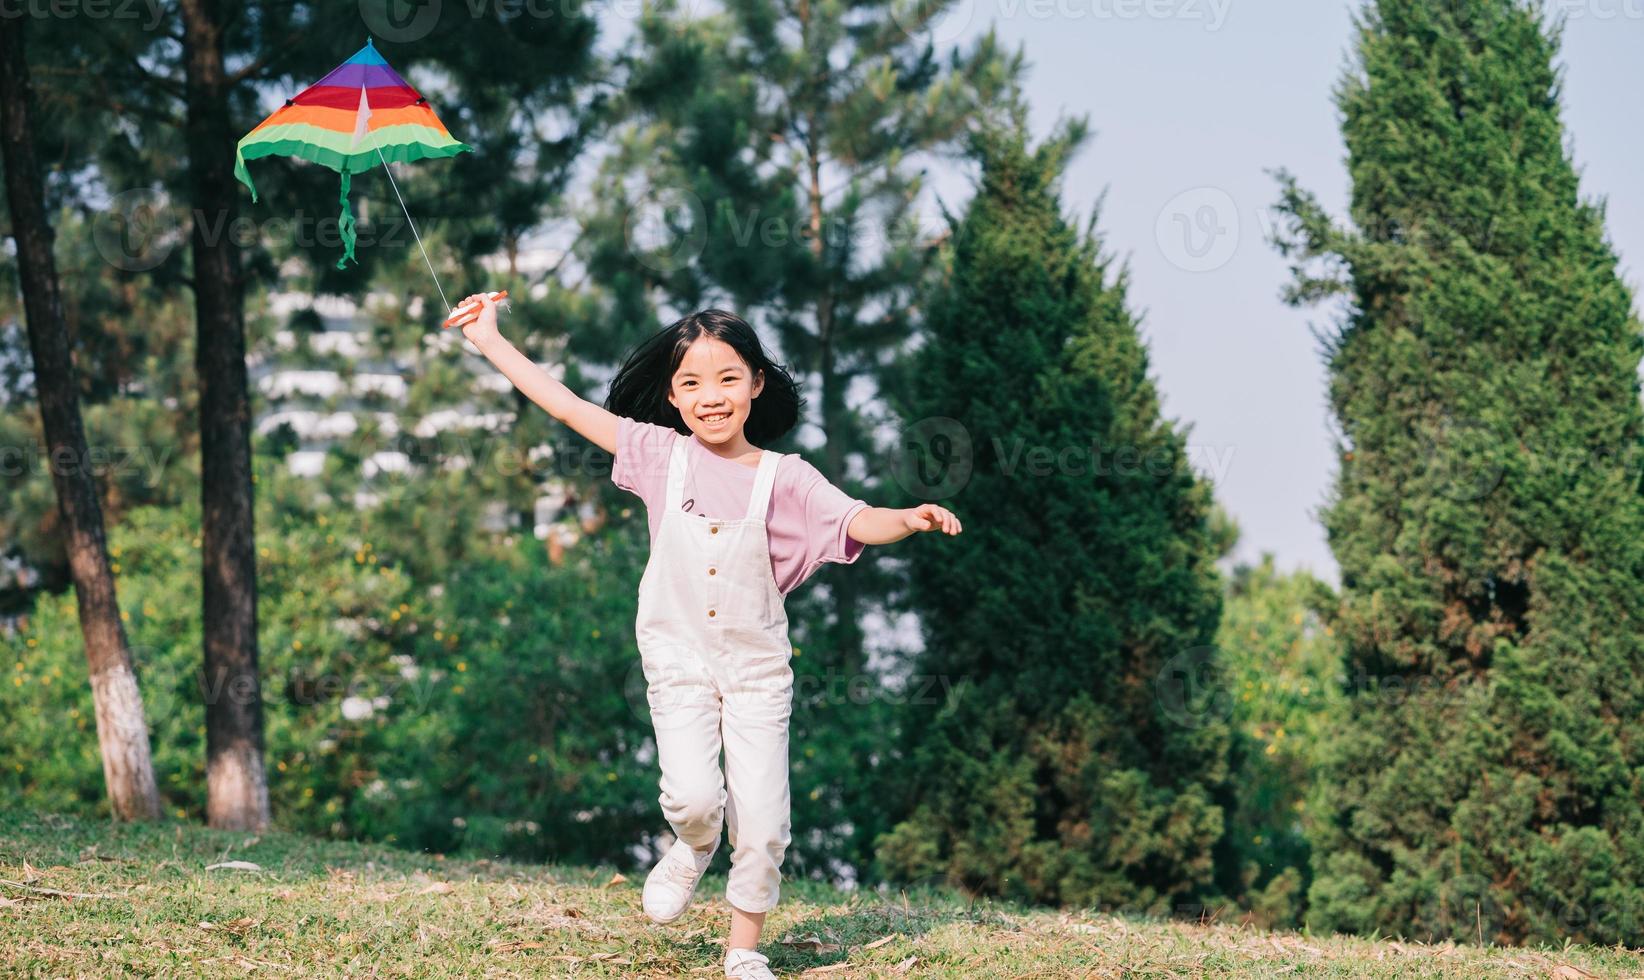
[458,292,500,348]
[904,503,962,535]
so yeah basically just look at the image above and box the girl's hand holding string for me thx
[449,291,620,455]
[457,292,501,349]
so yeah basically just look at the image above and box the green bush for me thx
[351,517,661,865]
[0,503,424,833]
[1214,556,1344,928]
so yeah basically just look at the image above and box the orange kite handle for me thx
[443,290,509,329]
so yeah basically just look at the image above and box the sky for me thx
[589,0,1644,585]
[929,0,1644,583]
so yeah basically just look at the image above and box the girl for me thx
[455,294,961,980]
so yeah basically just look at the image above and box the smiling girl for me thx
[454,294,960,979]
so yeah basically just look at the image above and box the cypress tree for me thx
[876,108,1230,913]
[1272,0,1644,945]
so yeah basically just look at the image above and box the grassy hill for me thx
[2,811,1641,978]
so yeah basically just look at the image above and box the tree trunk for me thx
[179,0,268,831]
[818,308,865,677]
[0,19,162,822]
[807,144,866,678]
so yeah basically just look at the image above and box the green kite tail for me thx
[233,148,259,203]
[336,167,358,269]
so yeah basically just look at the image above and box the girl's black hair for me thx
[603,309,802,445]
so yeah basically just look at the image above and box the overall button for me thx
[708,567,717,576]
[708,609,717,618]
[710,526,719,534]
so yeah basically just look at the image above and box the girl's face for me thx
[667,335,765,446]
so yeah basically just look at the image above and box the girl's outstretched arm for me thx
[456,292,619,455]
[848,503,962,546]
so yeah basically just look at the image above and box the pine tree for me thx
[1272,0,1644,945]
[0,17,162,823]
[876,108,1230,912]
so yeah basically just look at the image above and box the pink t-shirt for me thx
[611,417,869,596]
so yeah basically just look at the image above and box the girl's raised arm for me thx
[455,292,619,455]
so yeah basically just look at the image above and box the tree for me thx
[876,108,1231,912]
[0,17,161,822]
[1213,554,1342,929]
[179,0,268,831]
[1272,0,1644,945]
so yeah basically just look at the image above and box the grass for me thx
[2,811,1642,977]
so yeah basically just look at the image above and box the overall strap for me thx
[664,434,689,512]
[745,450,784,520]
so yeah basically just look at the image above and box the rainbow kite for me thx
[234,38,469,274]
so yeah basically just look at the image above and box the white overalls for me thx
[635,435,795,914]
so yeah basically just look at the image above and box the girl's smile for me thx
[668,336,765,457]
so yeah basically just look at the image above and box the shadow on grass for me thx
[762,881,1019,973]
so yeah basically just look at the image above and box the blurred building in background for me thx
[248,246,600,554]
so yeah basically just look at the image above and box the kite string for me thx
[373,145,452,314]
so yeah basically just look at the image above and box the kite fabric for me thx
[233,38,469,270]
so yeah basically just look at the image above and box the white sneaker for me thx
[642,837,717,924]
[724,947,776,979]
